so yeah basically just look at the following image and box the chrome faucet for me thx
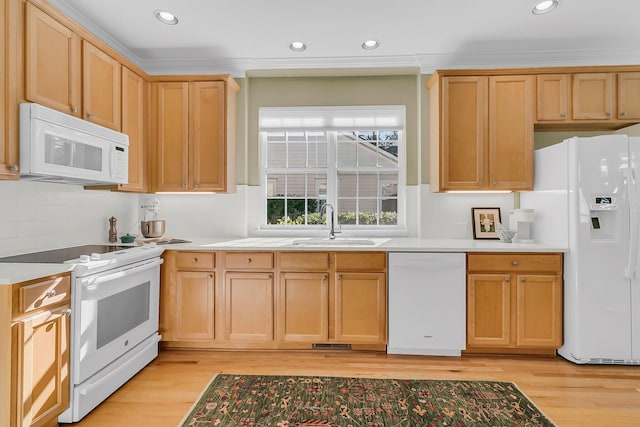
[320,203,340,239]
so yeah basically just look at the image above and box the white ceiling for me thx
[49,0,640,76]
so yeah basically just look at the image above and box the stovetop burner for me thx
[0,245,131,264]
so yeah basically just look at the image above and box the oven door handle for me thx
[82,258,164,288]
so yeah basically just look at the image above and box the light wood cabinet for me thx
[25,2,81,117]
[277,272,329,343]
[2,274,71,427]
[618,72,640,120]
[160,251,216,346]
[0,0,20,180]
[223,272,274,342]
[428,73,534,192]
[536,74,570,121]
[82,41,121,129]
[572,73,615,120]
[334,272,386,344]
[151,78,238,193]
[466,253,563,355]
[117,67,148,192]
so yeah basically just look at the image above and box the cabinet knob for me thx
[337,274,342,280]
[606,112,613,117]
[87,112,94,119]
[561,112,568,118]
[246,258,252,264]
[208,274,213,279]
[478,181,483,186]
[47,289,57,298]
[512,260,519,266]
[194,183,199,188]
[191,257,198,263]
[322,275,328,281]
[70,106,78,113]
[9,164,19,172]
[504,277,510,283]
[65,309,72,317]
[181,184,186,188]
[521,277,526,283]
[621,111,628,117]
[267,274,272,279]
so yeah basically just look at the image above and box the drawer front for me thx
[467,253,562,273]
[335,252,387,272]
[176,251,215,270]
[16,275,71,317]
[278,252,330,271]
[225,252,274,270]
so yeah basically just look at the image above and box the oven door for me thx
[74,258,162,384]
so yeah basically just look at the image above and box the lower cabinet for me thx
[3,274,71,427]
[466,253,563,355]
[160,250,387,350]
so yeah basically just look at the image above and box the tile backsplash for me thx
[0,181,138,257]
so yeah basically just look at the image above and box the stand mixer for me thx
[140,197,165,238]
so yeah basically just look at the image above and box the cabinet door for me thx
[153,82,189,191]
[488,75,534,191]
[467,273,511,347]
[515,274,562,348]
[618,72,640,120]
[120,67,147,192]
[169,271,215,341]
[13,305,70,427]
[25,3,81,116]
[189,81,226,191]
[277,272,329,343]
[82,41,121,130]
[572,73,615,120]
[224,272,274,341]
[439,76,487,190]
[0,0,19,180]
[334,272,386,344]
[536,74,570,121]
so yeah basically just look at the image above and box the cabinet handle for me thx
[9,164,19,172]
[478,181,483,186]
[621,111,628,117]
[181,184,186,188]
[87,112,94,119]
[520,277,526,283]
[337,275,342,280]
[322,275,327,281]
[512,260,519,266]
[504,277,510,283]
[246,258,252,264]
[267,274,272,279]
[191,257,198,263]
[65,309,72,316]
[70,106,78,113]
[208,274,213,279]
[195,183,199,188]
[606,112,613,117]
[493,181,497,185]
[47,289,57,298]
[561,112,568,118]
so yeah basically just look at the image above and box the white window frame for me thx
[259,106,406,236]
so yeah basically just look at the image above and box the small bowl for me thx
[120,234,136,244]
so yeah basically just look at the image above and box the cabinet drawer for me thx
[335,252,386,272]
[278,252,330,271]
[467,253,562,273]
[225,252,274,270]
[14,275,71,317]
[176,251,215,270]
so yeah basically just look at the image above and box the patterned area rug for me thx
[179,374,555,427]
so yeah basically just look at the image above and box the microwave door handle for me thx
[109,147,116,179]
[83,259,164,288]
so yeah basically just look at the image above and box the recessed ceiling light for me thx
[155,10,178,25]
[289,41,307,52]
[532,0,559,15]
[361,40,379,50]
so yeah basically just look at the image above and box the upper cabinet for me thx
[0,0,20,180]
[25,2,81,117]
[82,41,121,130]
[151,78,239,193]
[118,67,148,192]
[428,73,534,192]
[536,71,640,129]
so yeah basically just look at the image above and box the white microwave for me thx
[19,103,129,185]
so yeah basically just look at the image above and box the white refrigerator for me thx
[521,134,640,364]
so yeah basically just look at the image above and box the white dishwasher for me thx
[388,252,466,356]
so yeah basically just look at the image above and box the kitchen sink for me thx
[290,238,383,247]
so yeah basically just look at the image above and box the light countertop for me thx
[0,237,567,285]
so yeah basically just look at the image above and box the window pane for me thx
[338,199,356,224]
[381,199,398,225]
[288,143,307,167]
[358,174,377,197]
[267,143,286,168]
[266,174,285,197]
[359,199,378,225]
[287,131,305,142]
[308,141,328,168]
[380,173,398,196]
[286,174,306,197]
[266,199,285,224]
[357,131,378,167]
[337,132,357,167]
[379,131,399,159]
[286,199,306,224]
[338,174,357,197]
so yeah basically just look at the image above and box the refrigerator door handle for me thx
[626,166,640,279]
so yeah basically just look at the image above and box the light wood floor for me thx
[67,349,640,427]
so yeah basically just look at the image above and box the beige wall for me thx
[239,74,423,186]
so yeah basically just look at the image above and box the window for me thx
[260,106,405,231]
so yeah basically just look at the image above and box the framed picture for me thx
[471,207,501,239]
